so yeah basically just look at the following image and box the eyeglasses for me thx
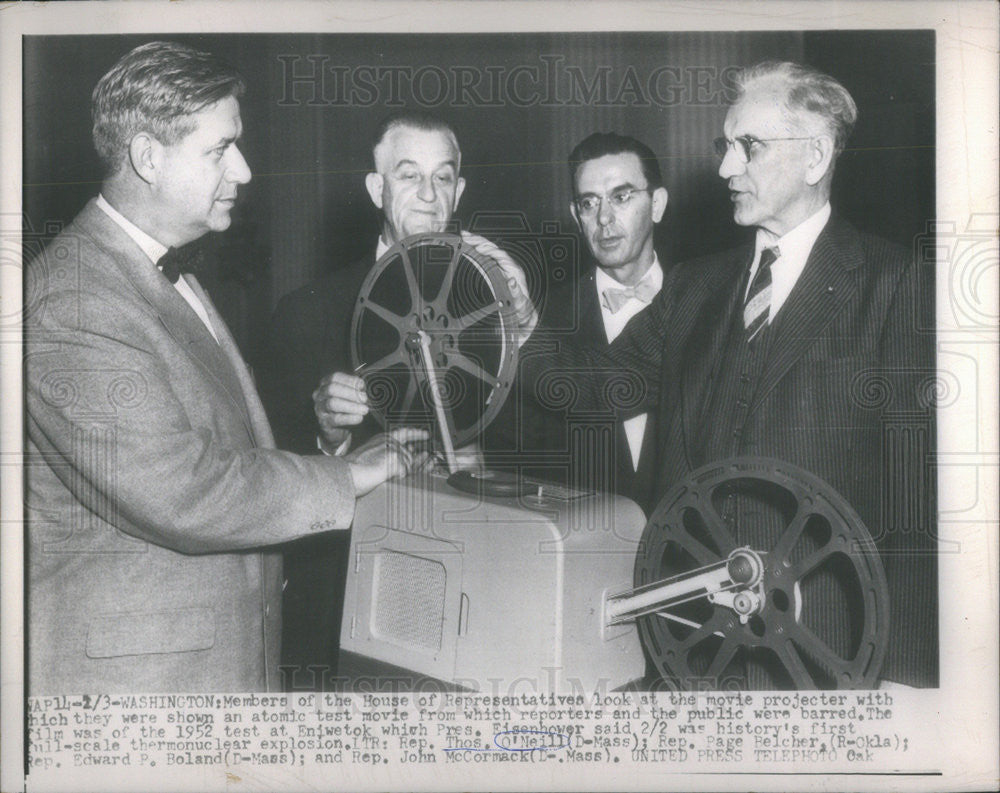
[574,187,650,216]
[713,135,813,164]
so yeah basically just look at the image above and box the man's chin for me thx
[731,203,758,228]
[208,211,234,232]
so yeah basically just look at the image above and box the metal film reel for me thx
[631,458,889,690]
[350,233,519,451]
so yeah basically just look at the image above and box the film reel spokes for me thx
[350,233,520,467]
[616,458,889,690]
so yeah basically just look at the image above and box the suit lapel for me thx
[679,250,751,462]
[75,201,262,445]
[186,276,275,448]
[750,216,862,413]
[579,270,609,343]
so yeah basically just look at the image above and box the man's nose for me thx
[416,176,437,202]
[717,143,744,180]
[226,145,252,184]
[596,197,615,225]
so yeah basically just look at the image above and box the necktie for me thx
[602,278,658,314]
[158,245,203,284]
[743,246,779,342]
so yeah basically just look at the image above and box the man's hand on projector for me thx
[345,427,430,496]
[461,231,538,346]
[314,371,369,453]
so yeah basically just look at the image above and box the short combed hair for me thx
[567,132,663,191]
[92,41,245,173]
[734,61,858,154]
[370,111,461,170]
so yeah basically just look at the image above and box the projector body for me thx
[339,471,648,692]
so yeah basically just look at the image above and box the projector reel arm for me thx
[606,548,764,625]
[622,458,890,690]
[415,329,459,473]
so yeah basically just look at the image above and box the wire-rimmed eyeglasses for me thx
[713,135,814,164]
[573,187,650,216]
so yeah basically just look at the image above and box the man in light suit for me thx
[24,41,425,694]
[514,61,937,687]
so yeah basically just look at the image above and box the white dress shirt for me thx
[96,194,220,343]
[744,202,832,322]
[594,257,664,469]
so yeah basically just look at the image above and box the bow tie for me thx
[602,279,658,313]
[158,245,203,284]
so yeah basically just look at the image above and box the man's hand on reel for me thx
[345,427,430,496]
[313,371,369,454]
[460,231,538,345]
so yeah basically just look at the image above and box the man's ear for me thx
[128,132,159,185]
[805,134,836,186]
[569,201,581,231]
[650,186,669,223]
[364,172,384,209]
[453,176,466,210]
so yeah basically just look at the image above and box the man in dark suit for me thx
[260,111,534,686]
[489,133,668,506]
[261,112,467,455]
[24,42,425,694]
[518,61,936,687]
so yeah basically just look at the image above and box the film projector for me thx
[339,233,891,691]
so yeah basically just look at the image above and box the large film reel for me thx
[350,233,519,452]
[623,458,889,690]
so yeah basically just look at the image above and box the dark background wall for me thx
[23,31,934,367]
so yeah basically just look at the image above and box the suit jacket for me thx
[520,214,937,686]
[258,253,384,685]
[260,253,378,455]
[24,199,357,694]
[486,267,658,505]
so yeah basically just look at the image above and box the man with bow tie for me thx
[24,42,427,695]
[489,133,668,504]
[564,133,667,501]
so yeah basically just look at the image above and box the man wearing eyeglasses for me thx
[518,61,936,688]
[485,133,667,502]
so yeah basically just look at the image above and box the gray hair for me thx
[92,41,245,173]
[735,61,858,154]
[370,111,461,171]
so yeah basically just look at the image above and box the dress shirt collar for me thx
[96,194,169,265]
[754,202,831,264]
[746,202,831,318]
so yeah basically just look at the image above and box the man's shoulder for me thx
[668,242,751,295]
[273,253,375,317]
[817,214,913,282]
[28,201,135,306]
[538,266,598,330]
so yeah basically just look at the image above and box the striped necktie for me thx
[744,246,779,342]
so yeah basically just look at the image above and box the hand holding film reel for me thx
[348,232,527,473]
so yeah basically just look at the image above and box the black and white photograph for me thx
[1,2,997,792]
